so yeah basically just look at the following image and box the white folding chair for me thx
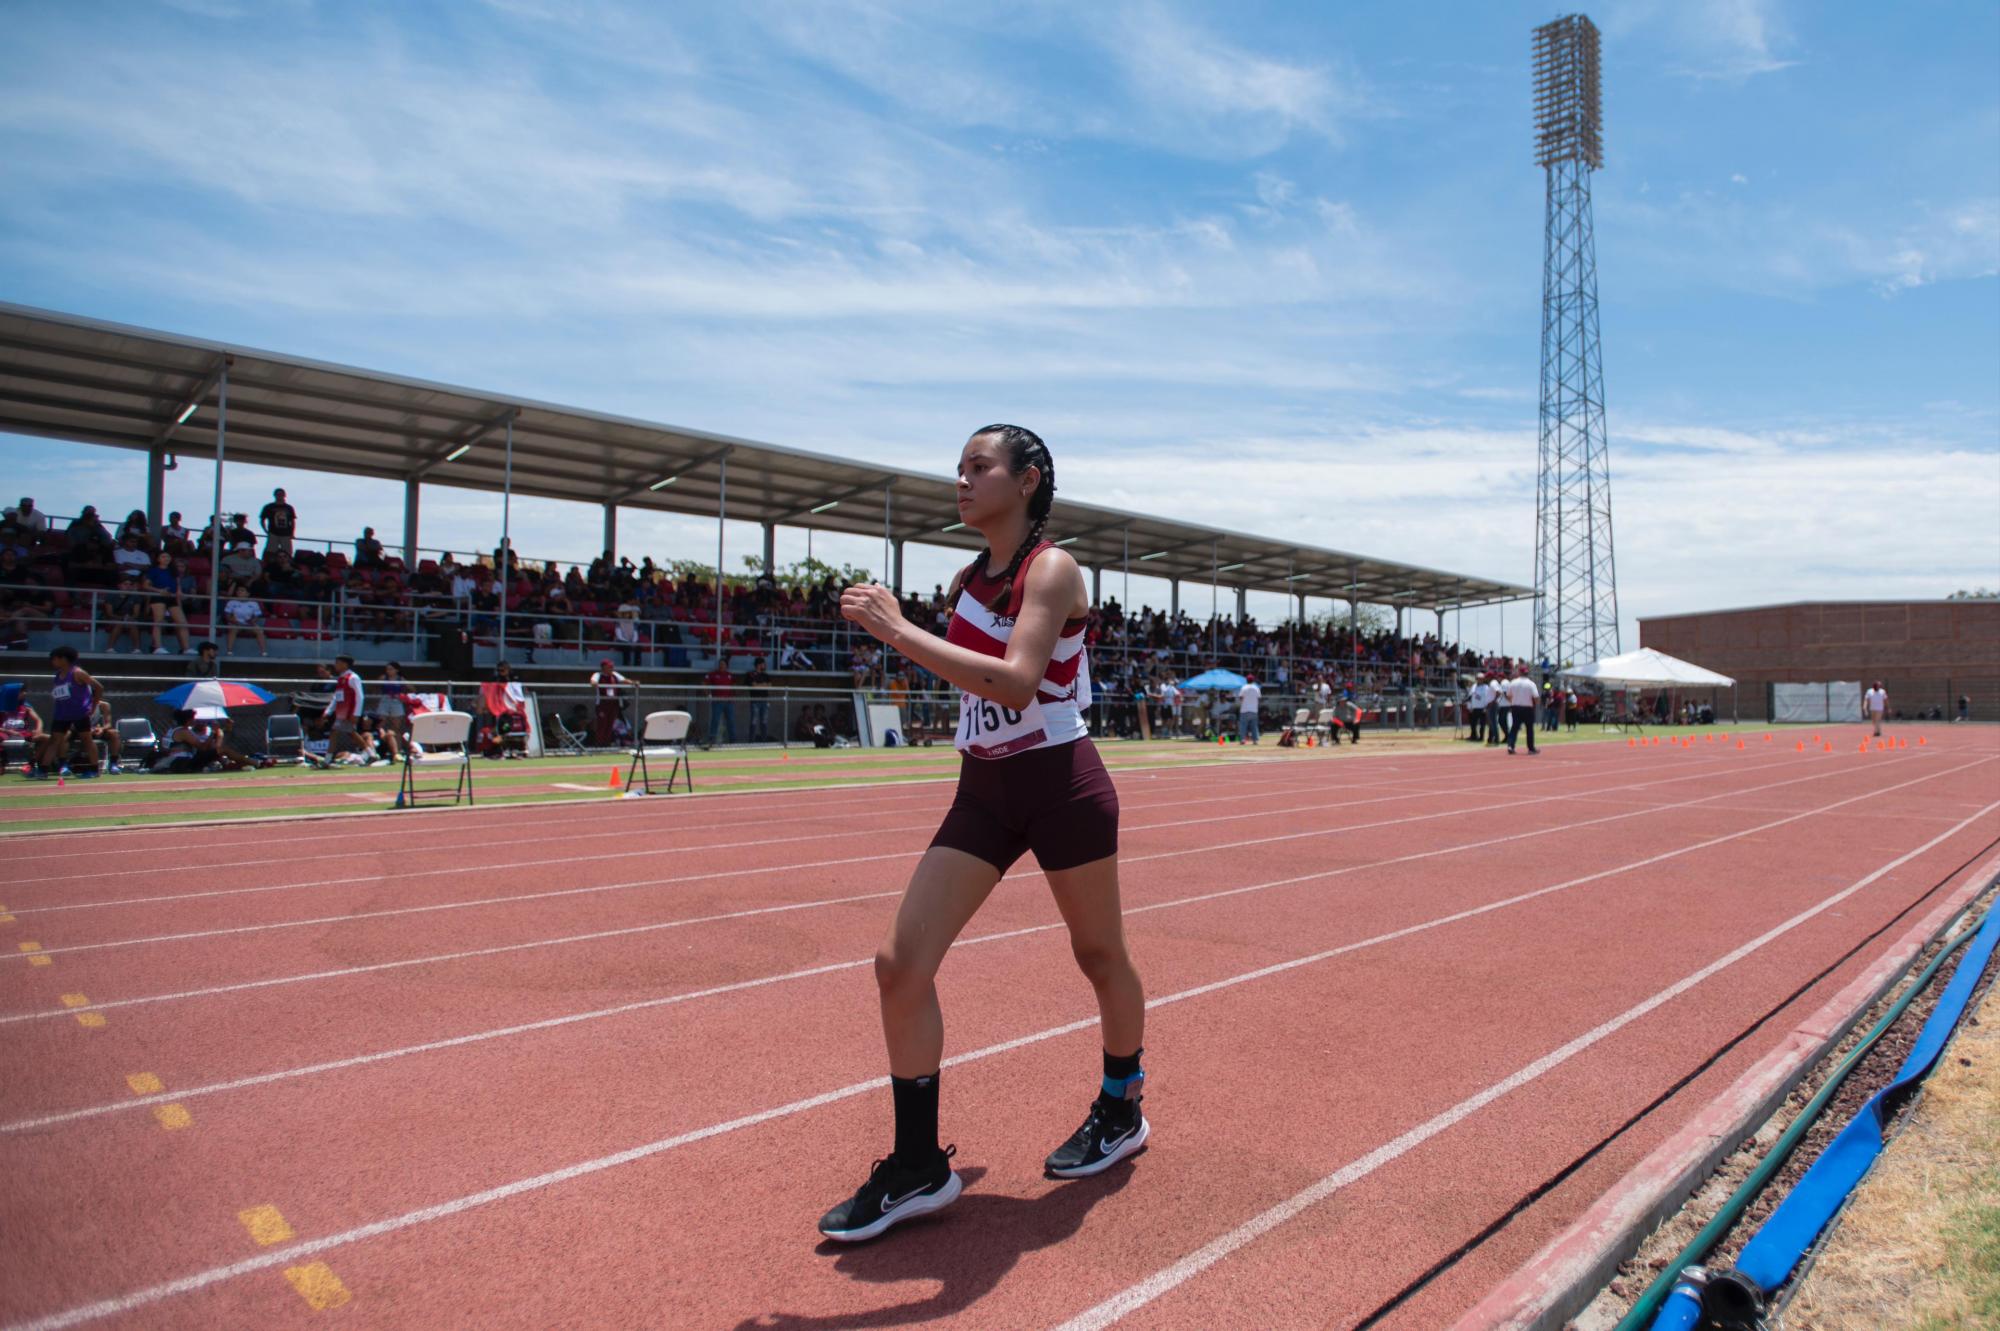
[1312,707,1338,744]
[627,710,693,795]
[399,710,475,807]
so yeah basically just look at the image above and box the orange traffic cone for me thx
[1823,742,1833,753]
[1796,740,1806,753]
[1919,736,1928,746]
[1764,733,1773,742]
[609,766,622,789]
[1627,737,1636,748]
[1897,737,1907,749]
[1736,738,1746,750]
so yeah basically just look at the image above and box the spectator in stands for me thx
[5,497,47,536]
[778,638,812,671]
[355,526,384,569]
[448,559,476,606]
[216,527,260,578]
[1959,694,1971,723]
[705,658,736,745]
[162,511,193,556]
[65,506,116,586]
[589,658,630,746]
[142,550,193,655]
[744,656,774,741]
[0,518,31,559]
[89,697,124,773]
[113,532,151,580]
[116,510,156,552]
[259,488,297,557]
[479,660,529,759]
[183,640,221,678]
[612,601,642,664]
[217,513,257,552]
[222,584,268,655]
[98,572,147,653]
[1237,674,1262,745]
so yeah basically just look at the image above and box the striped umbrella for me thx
[152,680,277,711]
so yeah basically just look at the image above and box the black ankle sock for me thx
[890,1072,940,1164]
[1103,1048,1143,1084]
[1101,1048,1144,1118]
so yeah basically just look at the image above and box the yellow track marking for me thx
[0,915,15,924]
[28,955,52,967]
[152,1104,192,1131]
[16,941,41,951]
[282,1262,352,1311]
[59,993,89,1007]
[237,1205,295,1246]
[126,1072,163,1095]
[75,1012,106,1028]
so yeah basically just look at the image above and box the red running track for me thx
[1,731,1995,1329]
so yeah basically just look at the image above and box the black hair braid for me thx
[969,424,1057,613]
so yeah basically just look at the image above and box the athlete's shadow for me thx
[733,1161,1137,1330]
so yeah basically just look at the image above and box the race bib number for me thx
[955,692,1047,759]
[51,683,71,701]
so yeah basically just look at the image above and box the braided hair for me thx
[965,424,1056,614]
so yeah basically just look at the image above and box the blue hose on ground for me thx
[1647,902,2000,1330]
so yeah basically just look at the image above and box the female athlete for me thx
[819,424,1148,1241]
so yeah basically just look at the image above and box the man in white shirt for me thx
[1162,677,1182,738]
[1237,677,1263,745]
[1864,681,1887,736]
[1466,678,1493,743]
[1505,669,1540,755]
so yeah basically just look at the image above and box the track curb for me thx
[1450,839,2000,1331]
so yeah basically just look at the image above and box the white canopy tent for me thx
[1562,648,1737,727]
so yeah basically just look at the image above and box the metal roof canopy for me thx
[0,302,1529,613]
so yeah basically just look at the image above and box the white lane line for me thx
[0,755,1893,1022]
[9,781,1991,1331]
[0,751,1815,956]
[2,769,1370,910]
[0,752,1295,866]
[1045,794,2000,1331]
[5,754,1978,1133]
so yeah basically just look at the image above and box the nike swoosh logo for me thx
[1098,1128,1135,1157]
[881,1186,930,1212]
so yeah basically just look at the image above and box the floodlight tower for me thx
[1532,13,1619,669]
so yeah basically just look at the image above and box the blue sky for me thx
[2,0,1996,653]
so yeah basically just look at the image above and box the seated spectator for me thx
[116,509,155,550]
[0,518,31,560]
[183,640,221,677]
[355,526,384,568]
[161,510,194,556]
[221,513,258,552]
[4,496,48,536]
[778,639,813,671]
[477,661,529,758]
[222,584,268,655]
[142,550,194,654]
[102,572,152,653]
[153,707,251,773]
[113,532,152,579]
[65,506,116,586]
[219,542,263,587]
[89,697,123,773]
[612,602,642,663]
[1,693,44,773]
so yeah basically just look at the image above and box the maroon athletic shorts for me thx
[930,736,1120,873]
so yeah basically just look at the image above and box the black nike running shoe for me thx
[1045,1095,1150,1178]
[817,1146,961,1242]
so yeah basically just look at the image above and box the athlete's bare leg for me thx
[875,846,1003,1078]
[1045,853,1145,1058]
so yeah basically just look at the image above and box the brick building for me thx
[1639,600,2000,722]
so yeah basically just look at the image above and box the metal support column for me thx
[761,523,776,576]
[403,479,421,567]
[892,539,905,595]
[147,448,167,530]
[497,413,514,662]
[207,364,228,643]
[715,453,728,666]
[1092,566,1102,606]
[602,502,617,563]
[882,483,894,589]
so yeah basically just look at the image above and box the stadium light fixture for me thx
[174,401,199,424]
[810,500,840,514]
[1138,551,1169,561]
[941,521,966,532]
[1286,572,1314,581]
[444,443,472,462]
[1217,561,1246,573]
[1054,536,1080,547]
[649,475,678,491]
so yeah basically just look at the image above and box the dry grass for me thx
[1783,980,2000,1331]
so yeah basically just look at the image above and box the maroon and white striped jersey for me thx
[943,541,1091,759]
